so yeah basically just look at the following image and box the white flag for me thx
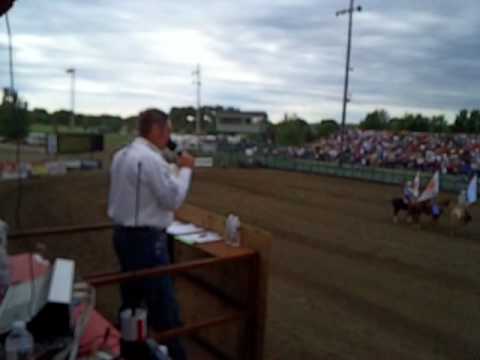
[467,175,478,205]
[413,172,421,198]
[418,172,440,202]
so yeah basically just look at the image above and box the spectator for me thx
[304,129,480,175]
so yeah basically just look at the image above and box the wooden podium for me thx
[173,205,272,359]
[9,205,272,359]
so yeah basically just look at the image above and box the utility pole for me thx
[336,0,362,160]
[66,67,76,128]
[192,64,202,135]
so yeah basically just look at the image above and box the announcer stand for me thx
[8,205,272,359]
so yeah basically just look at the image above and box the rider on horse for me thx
[431,198,442,221]
[403,181,416,206]
[403,181,418,207]
[458,190,468,208]
[452,189,473,225]
[401,181,420,222]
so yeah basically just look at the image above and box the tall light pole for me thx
[5,12,22,228]
[66,67,76,128]
[336,0,362,160]
[5,13,14,95]
[192,64,202,135]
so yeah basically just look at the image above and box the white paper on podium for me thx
[176,231,222,245]
[167,221,204,236]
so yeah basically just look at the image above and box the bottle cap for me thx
[12,321,26,329]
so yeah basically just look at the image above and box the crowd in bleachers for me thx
[289,130,480,175]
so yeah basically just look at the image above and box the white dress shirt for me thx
[108,137,192,229]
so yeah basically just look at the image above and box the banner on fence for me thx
[45,162,67,176]
[31,164,48,176]
[195,157,214,168]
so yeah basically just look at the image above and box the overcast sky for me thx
[0,0,479,123]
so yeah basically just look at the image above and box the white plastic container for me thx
[120,308,147,342]
[5,321,34,360]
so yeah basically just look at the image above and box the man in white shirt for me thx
[108,109,193,360]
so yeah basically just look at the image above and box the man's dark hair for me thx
[138,109,169,137]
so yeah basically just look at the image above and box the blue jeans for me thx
[113,226,187,360]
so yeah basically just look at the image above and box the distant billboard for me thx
[47,133,104,155]
[215,111,268,134]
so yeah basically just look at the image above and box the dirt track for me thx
[1,168,480,359]
[188,169,480,360]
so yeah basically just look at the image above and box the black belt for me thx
[114,225,166,233]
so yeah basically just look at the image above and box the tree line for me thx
[0,88,129,138]
[2,88,479,147]
[269,114,339,146]
[0,88,251,140]
[272,108,480,147]
[359,109,480,134]
[254,108,480,147]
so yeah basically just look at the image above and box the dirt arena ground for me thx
[1,168,479,359]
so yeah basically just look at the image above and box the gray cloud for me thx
[0,0,479,122]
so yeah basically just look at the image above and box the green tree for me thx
[410,114,430,132]
[51,110,72,128]
[465,109,480,134]
[274,117,313,146]
[312,119,339,138]
[31,108,50,125]
[392,113,431,132]
[360,109,389,130]
[0,90,30,140]
[430,115,449,133]
[388,117,403,131]
[125,116,138,133]
[96,115,123,133]
[453,109,469,133]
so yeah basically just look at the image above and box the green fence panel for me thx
[213,152,470,194]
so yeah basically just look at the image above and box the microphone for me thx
[167,138,183,156]
[167,139,177,152]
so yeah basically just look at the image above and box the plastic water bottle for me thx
[225,215,241,247]
[5,321,34,360]
[145,339,170,359]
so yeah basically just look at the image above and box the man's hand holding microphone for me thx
[177,152,195,169]
[167,139,195,169]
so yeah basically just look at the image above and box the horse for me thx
[392,198,449,224]
[448,204,472,234]
[392,198,424,223]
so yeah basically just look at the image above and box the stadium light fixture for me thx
[192,64,202,135]
[66,68,76,128]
